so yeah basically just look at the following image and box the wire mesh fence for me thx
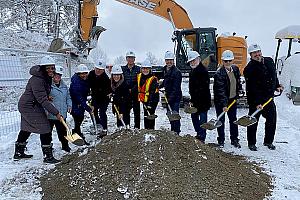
[0,48,94,135]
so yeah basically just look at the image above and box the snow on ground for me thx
[0,94,299,200]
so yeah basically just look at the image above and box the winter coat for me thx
[88,70,112,105]
[121,64,140,94]
[213,65,242,108]
[137,73,159,108]
[18,65,59,134]
[112,80,131,115]
[161,65,182,104]
[189,63,211,112]
[47,80,72,120]
[244,57,280,106]
[69,73,91,116]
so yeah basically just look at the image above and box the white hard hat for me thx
[76,64,89,73]
[126,51,135,57]
[40,55,55,66]
[111,65,123,75]
[187,51,200,63]
[165,51,175,60]
[55,65,64,75]
[95,59,106,69]
[141,60,152,68]
[248,44,261,54]
[221,50,234,60]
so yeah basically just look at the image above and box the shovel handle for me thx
[217,100,237,120]
[161,91,174,112]
[227,99,236,110]
[262,98,273,108]
[143,103,151,115]
[250,98,273,117]
[113,104,126,127]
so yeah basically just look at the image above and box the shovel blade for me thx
[65,131,84,146]
[184,106,198,114]
[200,119,222,130]
[234,116,257,127]
[167,111,181,121]
[145,114,158,120]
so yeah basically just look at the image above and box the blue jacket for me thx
[161,65,182,104]
[48,80,72,120]
[69,74,91,116]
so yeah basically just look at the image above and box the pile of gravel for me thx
[41,129,272,200]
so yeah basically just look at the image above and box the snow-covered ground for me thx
[0,94,299,200]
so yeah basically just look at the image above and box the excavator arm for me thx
[115,0,193,30]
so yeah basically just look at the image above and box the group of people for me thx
[13,43,283,164]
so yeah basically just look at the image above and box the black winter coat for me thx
[244,57,280,106]
[161,65,182,104]
[112,80,131,115]
[88,70,111,105]
[213,65,242,108]
[189,63,211,112]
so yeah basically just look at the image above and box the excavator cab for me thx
[174,27,218,76]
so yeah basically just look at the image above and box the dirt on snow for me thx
[40,129,273,200]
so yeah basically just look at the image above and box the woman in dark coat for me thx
[14,55,62,164]
[69,64,92,145]
[110,65,131,128]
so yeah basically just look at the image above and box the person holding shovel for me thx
[69,64,93,145]
[213,50,242,148]
[14,55,62,164]
[188,51,211,143]
[48,65,72,152]
[88,59,111,138]
[111,65,131,128]
[137,61,159,129]
[244,44,283,151]
[160,51,182,135]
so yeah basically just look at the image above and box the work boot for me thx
[248,144,258,151]
[42,144,60,164]
[13,142,33,160]
[264,143,276,150]
[231,140,241,148]
[61,144,71,153]
[195,135,205,144]
[97,129,108,139]
[218,142,224,148]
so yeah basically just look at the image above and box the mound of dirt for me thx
[41,130,273,200]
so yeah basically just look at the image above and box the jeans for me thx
[191,111,208,141]
[215,101,238,144]
[93,102,109,130]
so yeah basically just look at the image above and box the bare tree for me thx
[88,46,108,64]
[114,56,126,65]
[146,52,158,64]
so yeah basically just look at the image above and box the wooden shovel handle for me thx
[262,98,273,108]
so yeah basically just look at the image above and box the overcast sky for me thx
[97,0,300,62]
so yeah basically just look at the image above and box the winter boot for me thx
[61,143,71,153]
[13,142,33,160]
[42,144,61,164]
[231,140,241,148]
[97,129,108,139]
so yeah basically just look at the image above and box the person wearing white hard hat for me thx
[187,50,211,143]
[88,60,112,138]
[14,55,62,164]
[69,64,92,145]
[111,65,131,128]
[160,51,182,134]
[137,61,159,129]
[213,50,242,148]
[244,44,283,151]
[122,51,141,129]
[48,65,72,152]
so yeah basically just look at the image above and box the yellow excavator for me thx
[50,0,247,74]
